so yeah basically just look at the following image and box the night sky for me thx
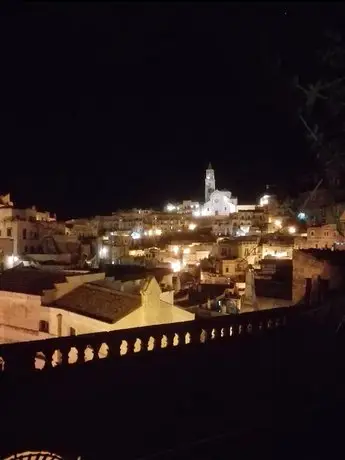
[1,2,344,219]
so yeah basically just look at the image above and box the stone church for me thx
[200,163,238,216]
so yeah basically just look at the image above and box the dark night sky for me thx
[1,2,344,219]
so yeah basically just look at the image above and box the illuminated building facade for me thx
[0,194,65,267]
[192,164,238,217]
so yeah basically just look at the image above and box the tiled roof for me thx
[54,282,141,323]
[0,266,67,295]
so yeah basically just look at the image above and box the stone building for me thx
[217,258,248,277]
[190,164,238,217]
[0,266,194,344]
[0,196,68,265]
[66,218,99,238]
[292,249,345,304]
[67,210,196,243]
[255,259,293,301]
[212,208,267,236]
[261,235,295,260]
[306,224,345,250]
[213,236,261,267]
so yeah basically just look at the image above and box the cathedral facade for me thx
[198,163,238,217]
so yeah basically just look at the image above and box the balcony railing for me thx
[0,307,297,375]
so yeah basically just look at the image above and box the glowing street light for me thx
[131,231,141,240]
[274,219,282,228]
[288,226,296,234]
[171,260,181,272]
[260,195,270,207]
[166,204,176,212]
[172,246,179,255]
[298,212,307,221]
[99,246,108,258]
[188,223,197,231]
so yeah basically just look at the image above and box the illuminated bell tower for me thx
[205,162,215,202]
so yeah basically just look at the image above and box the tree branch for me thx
[299,114,319,142]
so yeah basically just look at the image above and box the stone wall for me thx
[0,291,41,342]
[0,238,14,256]
[160,289,174,304]
[292,250,336,304]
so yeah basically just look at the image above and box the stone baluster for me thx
[208,327,215,340]
[147,335,156,351]
[75,344,86,364]
[91,341,102,361]
[106,337,122,359]
[0,349,27,373]
[246,322,253,334]
[204,328,212,343]
[188,326,202,345]
[37,344,56,370]
[125,336,136,355]
[165,331,176,348]
[55,343,72,367]
[139,334,150,352]
[227,322,234,337]
[154,332,163,349]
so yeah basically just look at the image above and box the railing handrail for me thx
[0,306,290,354]
[0,303,324,375]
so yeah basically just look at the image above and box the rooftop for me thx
[162,231,216,244]
[0,266,68,295]
[261,234,295,244]
[92,277,146,295]
[104,264,172,284]
[54,281,141,323]
[219,236,260,243]
[0,266,94,296]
